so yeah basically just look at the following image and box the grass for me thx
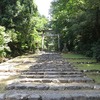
[0,83,6,93]
[0,75,19,93]
[62,52,88,58]
[68,59,96,63]
[75,63,100,70]
[62,53,96,64]
[62,53,100,84]
[86,73,100,84]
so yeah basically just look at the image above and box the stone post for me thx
[62,43,68,53]
[42,32,44,51]
[58,34,60,51]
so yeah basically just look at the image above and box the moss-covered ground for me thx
[62,53,100,84]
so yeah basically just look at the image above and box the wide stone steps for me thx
[21,71,83,75]
[1,52,100,100]
[2,90,100,100]
[20,71,85,78]
[28,68,76,71]
[19,74,84,78]
[6,83,100,90]
[30,67,75,70]
[13,77,93,83]
[0,72,17,76]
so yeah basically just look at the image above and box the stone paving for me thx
[0,52,100,100]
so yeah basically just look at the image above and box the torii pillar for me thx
[58,34,60,51]
[42,31,44,51]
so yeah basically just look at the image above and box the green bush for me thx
[85,50,93,57]
[92,40,100,62]
[0,26,11,60]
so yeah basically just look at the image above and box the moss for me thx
[0,83,6,93]
[62,53,88,58]
[62,53,100,84]
[86,73,100,84]
[75,63,100,70]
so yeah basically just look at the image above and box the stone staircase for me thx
[0,52,100,100]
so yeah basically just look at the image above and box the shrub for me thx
[0,26,11,61]
[92,40,100,62]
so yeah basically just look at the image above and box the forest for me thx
[50,0,100,62]
[0,0,100,62]
[0,0,48,62]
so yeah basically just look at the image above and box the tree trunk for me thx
[95,7,100,39]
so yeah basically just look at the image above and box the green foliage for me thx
[50,0,100,59]
[29,28,42,52]
[33,16,48,30]
[92,40,100,62]
[7,29,18,42]
[0,26,11,58]
[0,0,49,57]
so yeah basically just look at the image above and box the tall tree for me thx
[0,0,48,56]
[50,0,100,59]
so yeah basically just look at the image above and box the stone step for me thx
[30,68,75,70]
[31,64,71,66]
[3,90,100,100]
[14,77,94,83]
[0,72,18,76]
[6,83,100,90]
[19,74,84,78]
[0,70,22,73]
[29,68,76,71]
[21,71,83,75]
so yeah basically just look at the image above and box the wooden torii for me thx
[41,29,60,51]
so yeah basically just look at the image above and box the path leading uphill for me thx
[0,52,100,100]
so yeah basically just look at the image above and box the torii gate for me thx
[41,30,60,51]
